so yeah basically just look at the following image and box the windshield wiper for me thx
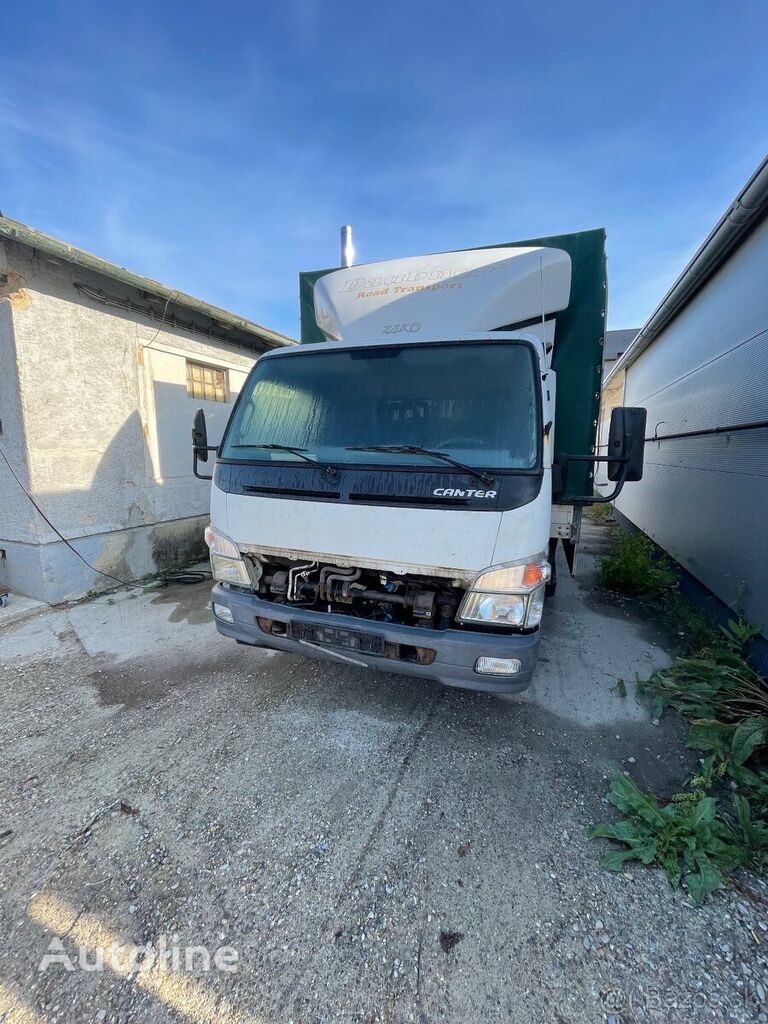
[345,445,495,486]
[230,443,338,479]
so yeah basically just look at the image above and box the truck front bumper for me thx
[210,584,539,694]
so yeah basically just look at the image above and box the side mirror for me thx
[192,408,209,462]
[608,406,647,482]
[192,409,216,480]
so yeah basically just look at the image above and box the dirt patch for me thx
[150,585,213,626]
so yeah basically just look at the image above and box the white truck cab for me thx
[194,239,646,692]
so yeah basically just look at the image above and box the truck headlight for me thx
[204,526,252,587]
[459,592,527,626]
[525,585,546,627]
[457,556,550,628]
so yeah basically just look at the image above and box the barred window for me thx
[186,361,229,403]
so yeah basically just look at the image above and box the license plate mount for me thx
[291,621,385,656]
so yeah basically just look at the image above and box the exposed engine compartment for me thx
[248,555,462,630]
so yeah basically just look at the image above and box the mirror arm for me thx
[193,445,217,481]
[555,453,629,504]
[577,462,629,504]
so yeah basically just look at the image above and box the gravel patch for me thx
[0,544,765,1023]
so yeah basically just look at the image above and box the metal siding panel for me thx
[623,216,768,425]
[618,430,768,633]
[639,334,768,436]
[617,216,768,635]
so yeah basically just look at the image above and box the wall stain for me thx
[0,268,32,310]
[151,523,207,570]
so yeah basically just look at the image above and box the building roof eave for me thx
[0,215,295,351]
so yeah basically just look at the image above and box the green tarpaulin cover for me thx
[298,229,606,499]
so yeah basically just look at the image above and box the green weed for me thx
[720,618,763,657]
[598,531,677,597]
[640,625,768,725]
[661,591,724,653]
[586,501,614,521]
[589,773,768,904]
[592,619,768,902]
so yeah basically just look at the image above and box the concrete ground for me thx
[1,521,766,1024]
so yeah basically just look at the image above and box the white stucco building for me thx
[0,217,293,604]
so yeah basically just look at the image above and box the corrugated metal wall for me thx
[616,214,768,635]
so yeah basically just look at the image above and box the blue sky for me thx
[1,0,766,338]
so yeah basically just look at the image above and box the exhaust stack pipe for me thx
[340,225,354,268]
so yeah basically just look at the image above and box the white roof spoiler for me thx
[313,246,572,342]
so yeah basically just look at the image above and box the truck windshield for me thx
[221,341,539,471]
